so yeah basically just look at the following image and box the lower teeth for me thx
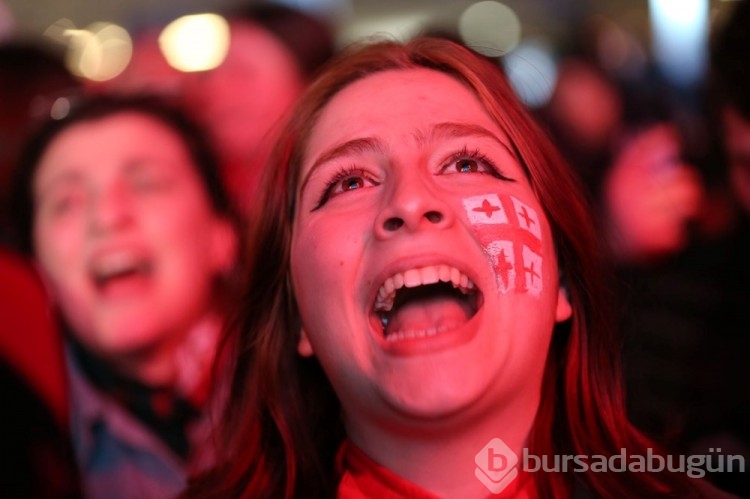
[384,323,457,342]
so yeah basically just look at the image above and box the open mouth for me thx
[372,265,482,343]
[89,253,153,292]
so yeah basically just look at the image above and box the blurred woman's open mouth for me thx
[89,252,154,299]
[371,265,483,354]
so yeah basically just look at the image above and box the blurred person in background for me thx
[106,2,335,214]
[711,0,750,224]
[666,1,750,494]
[540,45,704,265]
[602,120,704,264]
[539,20,750,496]
[181,2,335,211]
[542,56,624,198]
[618,10,750,497]
[11,94,240,498]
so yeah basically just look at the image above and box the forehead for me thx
[304,68,503,162]
[225,21,299,73]
[34,112,190,184]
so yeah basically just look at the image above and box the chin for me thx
[89,320,166,359]
[378,368,492,423]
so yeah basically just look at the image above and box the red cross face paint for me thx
[462,193,544,297]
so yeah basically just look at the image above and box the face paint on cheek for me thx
[461,193,544,297]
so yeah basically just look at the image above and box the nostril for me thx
[425,211,443,224]
[383,217,404,232]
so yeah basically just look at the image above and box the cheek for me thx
[291,214,365,279]
[143,193,215,256]
[34,218,84,288]
[290,218,365,334]
[290,225,334,301]
[459,192,547,297]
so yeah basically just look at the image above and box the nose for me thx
[374,171,453,239]
[89,182,134,234]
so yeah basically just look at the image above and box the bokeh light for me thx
[64,22,132,81]
[649,0,708,87]
[459,1,521,57]
[502,38,557,108]
[159,13,230,72]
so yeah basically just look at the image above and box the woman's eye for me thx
[455,158,482,173]
[313,167,378,210]
[132,175,171,193]
[440,148,514,182]
[444,154,494,176]
[51,197,75,215]
[340,176,365,192]
[45,192,83,217]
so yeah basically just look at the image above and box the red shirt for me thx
[336,440,530,498]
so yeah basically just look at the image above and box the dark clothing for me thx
[621,217,750,497]
[0,360,82,498]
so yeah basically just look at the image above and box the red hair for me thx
[186,37,700,498]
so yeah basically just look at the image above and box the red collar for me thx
[336,440,530,498]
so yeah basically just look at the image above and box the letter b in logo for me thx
[475,438,519,494]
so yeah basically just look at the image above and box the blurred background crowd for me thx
[0,0,748,497]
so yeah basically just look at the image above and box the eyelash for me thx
[441,147,512,181]
[311,147,514,210]
[313,165,378,210]
[49,193,81,216]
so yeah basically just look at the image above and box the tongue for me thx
[97,269,151,299]
[386,295,472,337]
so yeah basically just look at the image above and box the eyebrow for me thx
[122,157,172,176]
[299,122,515,197]
[299,137,388,196]
[36,170,84,202]
[417,122,516,157]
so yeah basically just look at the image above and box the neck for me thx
[346,392,539,498]
[109,313,222,401]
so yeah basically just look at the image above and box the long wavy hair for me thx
[188,37,700,498]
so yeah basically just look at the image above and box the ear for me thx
[297,328,314,357]
[209,217,238,274]
[555,285,573,323]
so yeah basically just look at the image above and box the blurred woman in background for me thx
[12,95,239,498]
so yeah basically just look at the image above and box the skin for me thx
[604,123,703,262]
[290,68,571,497]
[32,112,236,387]
[183,20,303,199]
[107,21,303,210]
[548,59,622,152]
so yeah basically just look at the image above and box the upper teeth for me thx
[90,252,147,280]
[373,265,475,312]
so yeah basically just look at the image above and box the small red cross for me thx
[496,249,513,289]
[524,260,541,283]
[473,199,502,218]
[518,205,535,228]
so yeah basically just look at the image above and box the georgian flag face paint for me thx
[462,193,544,297]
